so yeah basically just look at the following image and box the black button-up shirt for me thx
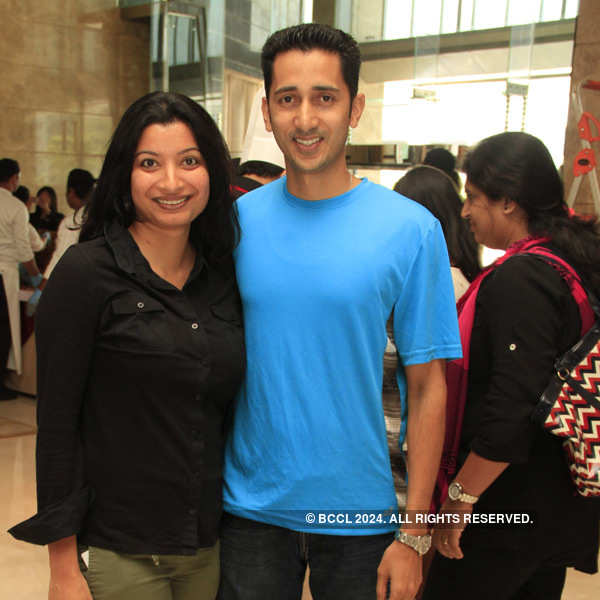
[9,222,245,555]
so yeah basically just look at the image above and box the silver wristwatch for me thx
[447,481,479,504]
[394,530,432,556]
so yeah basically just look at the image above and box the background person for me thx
[394,165,481,299]
[13,186,51,254]
[0,158,44,398]
[232,160,284,198]
[423,148,461,191]
[30,186,64,232]
[423,132,600,600]
[43,169,95,279]
[9,91,244,600]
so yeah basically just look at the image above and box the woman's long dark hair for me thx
[80,91,239,263]
[394,165,481,282]
[464,132,600,295]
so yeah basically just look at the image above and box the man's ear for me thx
[261,96,273,133]
[349,93,366,128]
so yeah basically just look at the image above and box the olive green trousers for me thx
[82,542,219,600]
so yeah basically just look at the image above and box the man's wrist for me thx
[394,529,432,556]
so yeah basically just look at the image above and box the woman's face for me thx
[130,120,210,236]
[462,180,511,249]
[37,190,51,212]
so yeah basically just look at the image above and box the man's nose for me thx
[293,99,317,132]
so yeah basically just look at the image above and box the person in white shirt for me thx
[13,185,51,253]
[44,169,95,279]
[0,159,44,399]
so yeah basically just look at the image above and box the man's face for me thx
[262,49,364,178]
[10,172,20,193]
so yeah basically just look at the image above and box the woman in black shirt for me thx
[10,92,244,600]
[423,132,600,600]
[31,186,64,232]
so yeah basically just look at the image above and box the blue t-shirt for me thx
[223,177,461,534]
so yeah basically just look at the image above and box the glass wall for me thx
[347,0,579,183]
[351,0,579,43]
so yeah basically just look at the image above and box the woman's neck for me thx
[128,223,195,290]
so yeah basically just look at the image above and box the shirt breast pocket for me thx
[106,294,174,354]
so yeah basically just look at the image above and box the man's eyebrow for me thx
[273,86,298,94]
[313,85,340,92]
[273,85,341,94]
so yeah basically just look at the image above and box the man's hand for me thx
[376,540,422,600]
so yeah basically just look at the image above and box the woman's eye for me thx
[183,156,200,167]
[140,158,156,168]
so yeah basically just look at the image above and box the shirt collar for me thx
[104,221,206,287]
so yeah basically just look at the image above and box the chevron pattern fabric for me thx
[542,338,600,497]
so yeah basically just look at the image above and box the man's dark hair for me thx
[261,24,361,100]
[238,160,284,179]
[13,185,30,203]
[80,91,239,263]
[0,158,19,183]
[67,169,96,201]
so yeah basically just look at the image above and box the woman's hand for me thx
[432,500,473,559]
[48,536,92,600]
[49,570,92,600]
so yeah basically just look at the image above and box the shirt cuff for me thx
[8,487,93,546]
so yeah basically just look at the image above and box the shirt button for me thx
[191,322,199,330]
[137,302,144,309]
[509,343,517,351]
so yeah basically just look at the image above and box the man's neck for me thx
[285,164,358,201]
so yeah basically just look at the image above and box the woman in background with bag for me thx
[423,132,600,600]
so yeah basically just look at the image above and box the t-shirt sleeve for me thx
[470,256,575,463]
[392,219,462,365]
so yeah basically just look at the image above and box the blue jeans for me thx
[217,513,394,600]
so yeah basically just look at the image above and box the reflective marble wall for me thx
[0,0,149,212]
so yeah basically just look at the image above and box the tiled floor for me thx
[1,396,598,599]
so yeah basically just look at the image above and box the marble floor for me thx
[1,396,598,599]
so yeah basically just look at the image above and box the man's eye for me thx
[281,95,293,104]
[322,95,333,102]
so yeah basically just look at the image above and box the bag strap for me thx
[521,246,599,333]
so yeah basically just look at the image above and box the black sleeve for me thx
[470,255,578,463]
[9,245,100,544]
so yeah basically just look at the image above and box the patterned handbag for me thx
[529,251,600,497]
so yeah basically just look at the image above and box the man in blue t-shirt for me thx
[219,24,461,600]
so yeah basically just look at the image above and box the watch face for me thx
[448,482,461,501]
